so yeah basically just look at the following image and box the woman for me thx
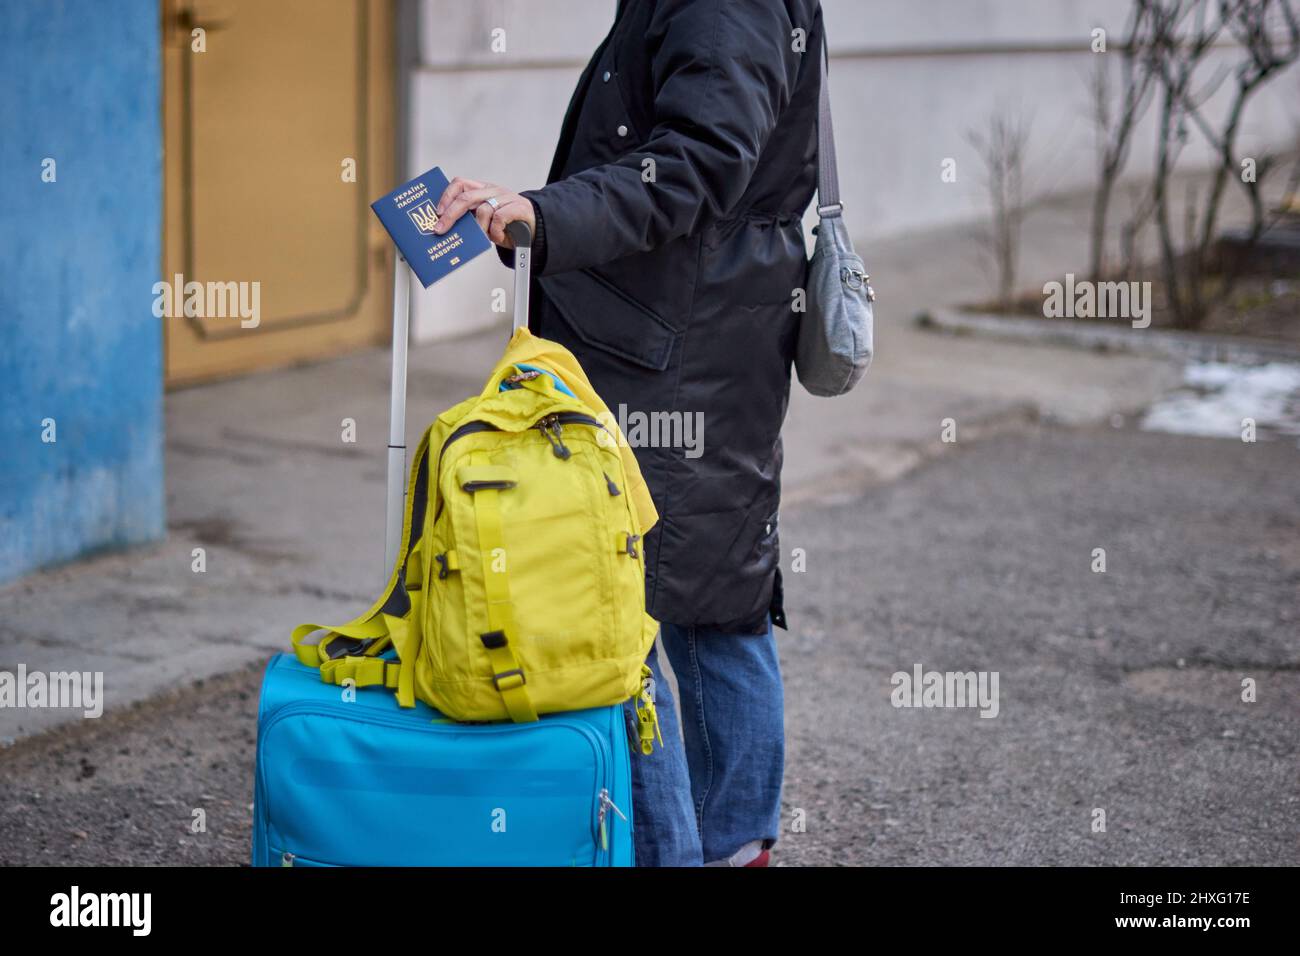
[435,0,824,867]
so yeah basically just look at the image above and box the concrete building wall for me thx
[405,0,1299,342]
[0,1,165,583]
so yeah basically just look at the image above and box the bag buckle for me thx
[325,635,378,660]
[492,668,526,691]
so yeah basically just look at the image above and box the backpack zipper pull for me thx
[635,669,662,755]
[535,414,571,459]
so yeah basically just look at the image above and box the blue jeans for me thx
[622,617,785,866]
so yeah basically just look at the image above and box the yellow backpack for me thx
[290,329,663,752]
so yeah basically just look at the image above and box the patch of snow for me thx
[1140,361,1300,441]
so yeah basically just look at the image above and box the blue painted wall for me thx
[0,1,164,583]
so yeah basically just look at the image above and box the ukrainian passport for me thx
[370,166,492,288]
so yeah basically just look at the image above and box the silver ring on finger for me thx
[485,196,500,210]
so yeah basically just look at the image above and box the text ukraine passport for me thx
[370,166,492,288]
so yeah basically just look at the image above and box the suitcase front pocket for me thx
[256,702,620,867]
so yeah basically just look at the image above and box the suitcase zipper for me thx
[596,787,628,853]
[277,849,340,867]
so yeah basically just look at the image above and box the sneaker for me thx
[703,839,769,867]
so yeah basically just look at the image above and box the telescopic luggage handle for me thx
[384,254,411,578]
[382,220,535,577]
[506,220,532,331]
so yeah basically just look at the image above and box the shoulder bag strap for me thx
[817,33,843,219]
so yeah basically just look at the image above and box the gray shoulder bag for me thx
[795,38,875,398]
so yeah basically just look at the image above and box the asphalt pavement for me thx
[3,421,1294,865]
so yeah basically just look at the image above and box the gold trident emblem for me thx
[409,201,440,235]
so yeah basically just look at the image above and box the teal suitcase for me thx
[252,654,636,867]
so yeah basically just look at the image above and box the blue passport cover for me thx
[370,166,492,288]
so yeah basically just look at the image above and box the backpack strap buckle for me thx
[616,532,641,559]
[491,668,527,692]
[324,634,381,660]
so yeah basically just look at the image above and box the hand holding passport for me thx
[370,166,492,288]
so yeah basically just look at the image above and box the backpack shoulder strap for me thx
[290,420,439,708]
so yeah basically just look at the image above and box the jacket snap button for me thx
[765,523,772,535]
[603,71,611,82]
[617,124,628,137]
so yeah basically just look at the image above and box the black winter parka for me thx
[519,0,824,633]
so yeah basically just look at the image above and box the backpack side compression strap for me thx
[289,424,434,709]
[462,452,538,723]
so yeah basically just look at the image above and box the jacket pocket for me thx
[539,268,680,371]
[607,42,648,143]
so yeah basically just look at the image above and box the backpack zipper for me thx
[440,412,605,463]
[535,414,571,459]
[432,420,501,521]
[433,412,608,519]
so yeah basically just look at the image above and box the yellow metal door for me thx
[162,0,395,385]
